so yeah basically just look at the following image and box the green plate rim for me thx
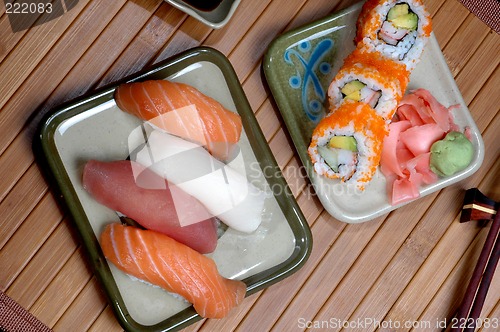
[34,46,312,332]
[262,2,363,180]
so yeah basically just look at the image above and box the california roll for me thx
[327,60,403,121]
[355,0,432,71]
[308,102,388,190]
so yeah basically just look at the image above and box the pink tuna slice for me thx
[83,159,218,254]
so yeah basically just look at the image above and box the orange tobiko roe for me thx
[343,48,410,93]
[422,20,433,37]
[355,0,381,43]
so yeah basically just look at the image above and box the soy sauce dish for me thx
[164,0,241,29]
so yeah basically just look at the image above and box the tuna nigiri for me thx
[100,223,246,319]
[83,159,218,254]
[114,80,243,161]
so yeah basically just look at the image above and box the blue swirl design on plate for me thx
[284,38,333,123]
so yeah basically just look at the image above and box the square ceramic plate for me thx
[36,47,311,331]
[165,0,241,29]
[263,2,484,223]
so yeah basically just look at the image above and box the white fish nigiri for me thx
[131,128,266,233]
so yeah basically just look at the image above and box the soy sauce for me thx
[183,0,223,12]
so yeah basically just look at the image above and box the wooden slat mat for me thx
[0,0,498,330]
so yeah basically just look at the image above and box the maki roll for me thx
[342,47,410,95]
[308,102,388,189]
[355,0,432,71]
[327,59,403,121]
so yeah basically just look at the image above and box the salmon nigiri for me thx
[83,159,218,254]
[114,80,243,161]
[100,223,246,319]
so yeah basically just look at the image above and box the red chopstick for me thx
[452,189,499,332]
[466,223,499,332]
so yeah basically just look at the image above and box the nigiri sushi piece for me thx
[100,223,246,319]
[114,80,243,161]
[83,159,218,254]
[131,129,267,233]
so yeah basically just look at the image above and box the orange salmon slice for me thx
[114,80,243,161]
[100,223,247,319]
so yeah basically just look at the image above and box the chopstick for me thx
[452,189,499,332]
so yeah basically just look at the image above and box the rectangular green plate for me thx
[35,47,312,332]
